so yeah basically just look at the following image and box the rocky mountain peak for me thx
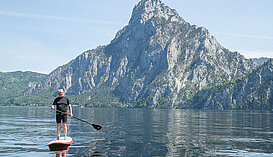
[135,0,162,10]
[130,0,182,26]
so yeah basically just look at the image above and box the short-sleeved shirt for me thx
[53,97,70,113]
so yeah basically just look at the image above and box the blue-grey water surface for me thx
[1,106,273,157]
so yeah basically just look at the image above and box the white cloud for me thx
[215,32,273,40]
[0,11,121,25]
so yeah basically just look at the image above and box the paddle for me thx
[54,109,102,130]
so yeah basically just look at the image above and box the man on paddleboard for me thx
[51,89,73,140]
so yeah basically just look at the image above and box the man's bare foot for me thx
[64,136,67,140]
[57,136,60,140]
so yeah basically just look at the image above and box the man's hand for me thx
[69,113,73,117]
[51,105,55,110]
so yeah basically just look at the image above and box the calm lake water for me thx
[1,106,273,157]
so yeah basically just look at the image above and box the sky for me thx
[0,0,272,74]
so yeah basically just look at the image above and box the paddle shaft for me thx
[54,109,102,130]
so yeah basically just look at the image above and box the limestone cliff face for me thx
[32,0,254,108]
[188,59,273,110]
[36,46,111,95]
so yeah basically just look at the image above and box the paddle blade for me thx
[92,124,102,130]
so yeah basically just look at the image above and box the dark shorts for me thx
[56,113,67,124]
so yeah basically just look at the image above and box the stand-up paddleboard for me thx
[48,137,73,151]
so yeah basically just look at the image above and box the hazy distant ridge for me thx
[0,71,47,105]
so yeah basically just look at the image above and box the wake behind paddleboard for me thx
[48,137,73,151]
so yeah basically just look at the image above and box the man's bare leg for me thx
[57,123,61,140]
[63,123,67,140]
